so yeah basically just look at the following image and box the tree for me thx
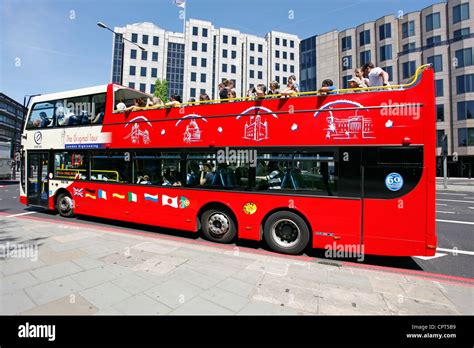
[154,79,169,102]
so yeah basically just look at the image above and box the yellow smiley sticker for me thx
[243,202,257,215]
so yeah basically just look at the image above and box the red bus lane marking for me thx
[1,211,473,288]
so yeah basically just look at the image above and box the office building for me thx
[0,93,26,157]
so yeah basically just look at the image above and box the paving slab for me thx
[30,261,83,282]
[200,287,250,312]
[170,296,234,315]
[79,282,132,309]
[0,271,40,294]
[22,294,98,315]
[0,290,36,314]
[382,293,460,315]
[144,278,204,309]
[112,294,172,315]
[24,276,84,306]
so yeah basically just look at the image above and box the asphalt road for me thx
[1,181,473,279]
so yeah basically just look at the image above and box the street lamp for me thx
[96,22,146,51]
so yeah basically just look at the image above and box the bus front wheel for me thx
[56,192,74,218]
[201,209,237,244]
[263,211,310,255]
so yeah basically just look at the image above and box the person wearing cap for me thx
[348,77,367,90]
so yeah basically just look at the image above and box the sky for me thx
[1,0,440,104]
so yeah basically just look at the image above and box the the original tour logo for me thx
[34,131,42,145]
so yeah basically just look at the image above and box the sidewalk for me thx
[0,214,472,315]
[436,177,474,192]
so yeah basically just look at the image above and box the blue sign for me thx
[385,172,404,191]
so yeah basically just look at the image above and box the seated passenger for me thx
[267,81,280,95]
[348,77,365,90]
[219,86,229,101]
[91,107,105,124]
[288,75,300,92]
[39,112,51,127]
[199,93,210,102]
[246,85,257,98]
[199,162,214,186]
[186,162,200,185]
[318,79,337,95]
[188,98,196,103]
[165,95,182,107]
[355,68,369,87]
[146,96,164,108]
[255,84,266,99]
[116,98,127,111]
[280,80,298,97]
[137,175,152,184]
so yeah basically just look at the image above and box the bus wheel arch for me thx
[55,189,75,218]
[261,208,312,255]
[197,202,238,244]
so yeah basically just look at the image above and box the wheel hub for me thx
[208,213,230,236]
[272,219,300,248]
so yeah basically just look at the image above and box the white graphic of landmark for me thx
[314,100,375,140]
[237,106,278,142]
[176,114,208,143]
[124,116,152,144]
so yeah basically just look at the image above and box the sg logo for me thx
[385,173,404,191]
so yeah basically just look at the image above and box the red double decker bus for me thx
[20,65,436,256]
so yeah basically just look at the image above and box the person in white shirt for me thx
[362,62,390,87]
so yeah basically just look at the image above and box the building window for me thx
[258,57,263,66]
[129,65,136,76]
[222,64,227,72]
[250,43,255,51]
[223,35,228,44]
[402,61,416,79]
[275,63,280,71]
[130,49,137,59]
[457,101,474,120]
[342,56,352,71]
[402,20,415,38]
[290,65,294,73]
[283,52,287,59]
[359,30,370,46]
[200,74,206,83]
[426,13,441,32]
[151,68,157,78]
[223,49,228,58]
[200,89,206,95]
[435,79,444,97]
[250,56,255,65]
[192,26,198,36]
[191,72,196,81]
[141,50,147,60]
[192,42,198,51]
[190,88,196,98]
[276,37,280,45]
[131,33,138,43]
[360,50,371,65]
[258,71,263,79]
[290,40,294,48]
[150,85,155,94]
[379,23,391,40]
[427,55,443,72]
[276,50,280,58]
[437,104,444,121]
[152,52,158,62]
[382,66,393,81]
[139,83,146,92]
[342,75,352,89]
[402,42,416,53]
[283,39,287,47]
[202,43,207,52]
[436,130,445,147]
[455,48,473,68]
[191,57,197,66]
[232,36,237,45]
[458,128,474,146]
[140,67,146,77]
[341,36,352,51]
[283,64,287,72]
[290,52,294,60]
[201,58,207,67]
[426,35,441,47]
[142,35,148,45]
[258,44,263,52]
[283,77,287,85]
[231,51,237,59]
[231,65,236,74]
[453,28,470,40]
[457,74,474,94]
[129,82,135,89]
[153,36,159,46]
[203,28,208,37]
[379,44,392,61]
[250,70,254,78]
[453,3,470,23]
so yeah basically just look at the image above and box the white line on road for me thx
[436,203,447,206]
[437,247,474,256]
[5,211,37,218]
[436,211,455,214]
[436,192,467,196]
[469,207,474,210]
[436,219,474,225]
[436,199,474,203]
[413,253,447,260]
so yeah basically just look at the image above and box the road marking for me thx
[413,252,447,260]
[436,219,474,225]
[469,207,474,210]
[436,203,447,206]
[436,211,455,214]
[436,192,466,196]
[5,211,37,218]
[437,247,474,256]
[436,199,474,203]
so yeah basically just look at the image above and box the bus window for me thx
[161,153,182,187]
[133,153,162,185]
[56,95,93,127]
[27,101,55,129]
[90,152,131,183]
[91,93,107,124]
[54,152,88,180]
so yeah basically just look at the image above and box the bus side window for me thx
[27,101,55,129]
[91,93,107,124]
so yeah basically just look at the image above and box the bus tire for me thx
[56,192,74,218]
[263,211,310,255]
[201,208,237,244]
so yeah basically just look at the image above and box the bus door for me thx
[26,152,50,207]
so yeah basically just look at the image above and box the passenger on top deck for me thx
[165,95,182,107]
[146,96,164,108]
[318,79,337,95]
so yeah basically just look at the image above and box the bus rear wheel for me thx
[56,192,74,217]
[201,208,237,244]
[263,211,310,255]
